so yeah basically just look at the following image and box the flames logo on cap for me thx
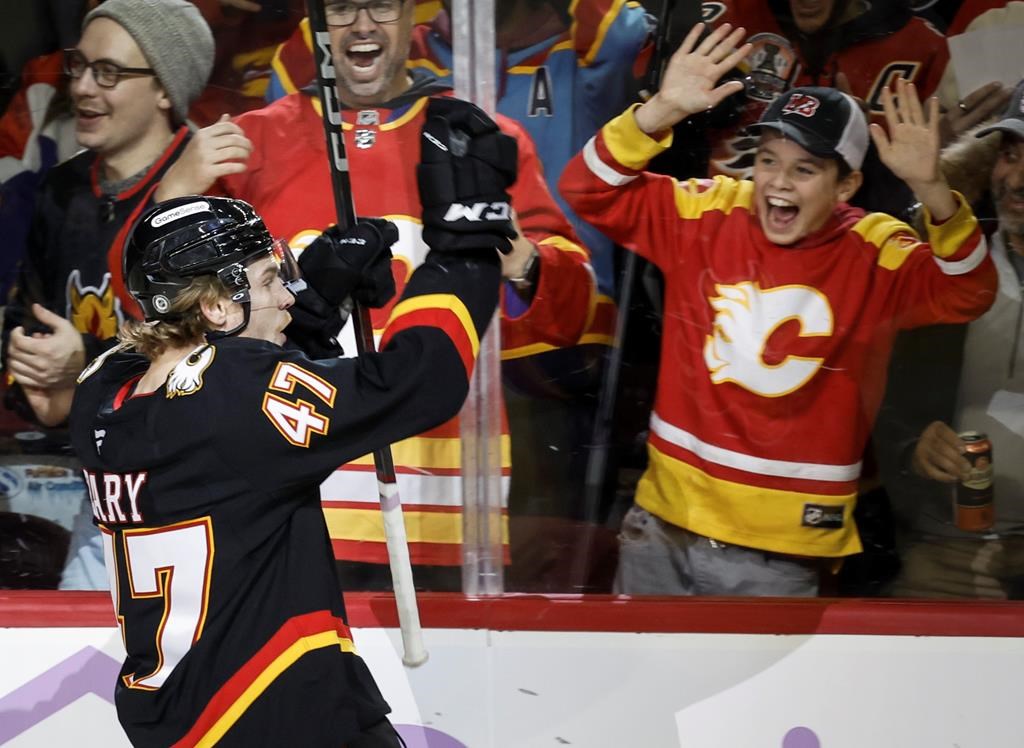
[781,93,821,118]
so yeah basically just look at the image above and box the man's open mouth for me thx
[347,42,383,70]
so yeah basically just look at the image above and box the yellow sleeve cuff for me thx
[601,103,674,171]
[923,191,979,259]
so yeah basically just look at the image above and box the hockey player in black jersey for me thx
[65,102,515,746]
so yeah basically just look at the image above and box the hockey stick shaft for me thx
[305,0,427,667]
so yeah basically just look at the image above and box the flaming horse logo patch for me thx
[66,270,123,340]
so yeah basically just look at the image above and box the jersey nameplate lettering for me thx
[85,469,148,524]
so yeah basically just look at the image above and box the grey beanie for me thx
[84,0,215,124]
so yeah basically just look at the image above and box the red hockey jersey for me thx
[218,90,595,565]
[560,107,997,557]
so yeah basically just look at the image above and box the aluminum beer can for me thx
[955,431,994,532]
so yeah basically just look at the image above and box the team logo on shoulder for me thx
[78,342,131,383]
[166,344,215,398]
[703,282,833,397]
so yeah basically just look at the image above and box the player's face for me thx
[70,18,172,160]
[788,0,836,34]
[328,0,415,108]
[991,134,1024,243]
[753,133,860,245]
[235,256,295,346]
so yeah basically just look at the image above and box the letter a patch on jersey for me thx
[528,66,554,117]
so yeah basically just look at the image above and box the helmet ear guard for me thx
[125,196,282,336]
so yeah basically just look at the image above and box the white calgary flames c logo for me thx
[702,282,833,397]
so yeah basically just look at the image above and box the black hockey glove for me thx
[298,218,397,308]
[284,219,397,359]
[286,283,345,359]
[417,96,518,254]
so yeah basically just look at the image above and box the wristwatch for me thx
[508,247,540,294]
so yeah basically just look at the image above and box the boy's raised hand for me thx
[870,78,943,187]
[869,77,956,220]
[635,23,751,135]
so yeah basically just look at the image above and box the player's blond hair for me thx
[118,276,228,359]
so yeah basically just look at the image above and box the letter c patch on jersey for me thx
[702,282,833,397]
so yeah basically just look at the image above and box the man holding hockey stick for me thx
[61,130,508,744]
[155,0,596,590]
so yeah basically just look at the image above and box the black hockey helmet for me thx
[125,196,275,325]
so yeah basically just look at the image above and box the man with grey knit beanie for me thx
[1,0,216,594]
[84,0,214,126]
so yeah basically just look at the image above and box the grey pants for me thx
[614,504,820,596]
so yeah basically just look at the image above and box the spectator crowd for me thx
[1,0,1024,605]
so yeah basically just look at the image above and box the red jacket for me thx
[220,88,595,564]
[561,106,997,557]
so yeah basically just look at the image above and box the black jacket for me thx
[1,127,192,424]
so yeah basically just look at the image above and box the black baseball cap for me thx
[748,86,869,171]
[976,79,1024,140]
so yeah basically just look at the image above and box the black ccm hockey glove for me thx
[285,219,397,358]
[417,96,518,254]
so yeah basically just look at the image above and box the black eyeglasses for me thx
[63,49,156,89]
[325,0,404,26]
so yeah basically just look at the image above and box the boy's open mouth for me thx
[765,196,799,231]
